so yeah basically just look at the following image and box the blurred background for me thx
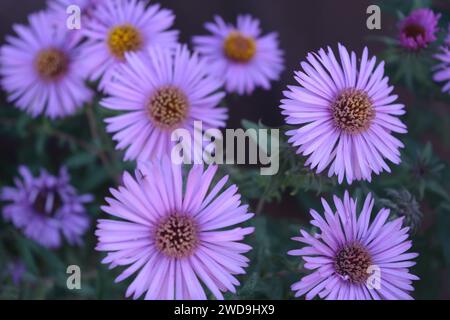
[0,0,449,300]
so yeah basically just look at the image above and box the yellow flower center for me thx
[223,32,256,62]
[107,24,143,60]
[35,48,69,80]
[147,86,189,128]
[332,88,375,134]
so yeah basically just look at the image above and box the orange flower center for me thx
[223,32,256,62]
[107,24,143,60]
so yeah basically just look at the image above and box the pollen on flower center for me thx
[155,214,198,258]
[404,24,426,39]
[334,243,373,284]
[33,190,63,216]
[147,86,189,128]
[332,88,375,134]
[223,32,256,62]
[107,24,143,60]
[35,48,69,80]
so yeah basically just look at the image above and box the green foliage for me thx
[0,100,132,299]
[379,188,422,232]
[379,0,432,16]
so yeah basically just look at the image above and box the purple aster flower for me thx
[433,25,450,94]
[193,15,284,95]
[96,160,254,300]
[289,192,419,300]
[0,11,93,119]
[280,44,407,184]
[0,166,92,249]
[101,45,227,161]
[398,8,441,50]
[80,0,178,90]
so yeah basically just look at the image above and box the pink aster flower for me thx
[96,160,254,300]
[193,15,284,95]
[0,11,93,118]
[398,8,441,50]
[101,45,227,161]
[0,166,92,249]
[289,192,419,300]
[80,0,178,89]
[280,44,407,184]
[433,24,450,94]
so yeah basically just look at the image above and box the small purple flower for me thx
[0,11,93,118]
[0,166,92,249]
[80,0,178,89]
[101,45,227,161]
[433,24,450,94]
[193,15,284,95]
[289,192,419,300]
[398,8,441,50]
[280,44,407,184]
[96,160,254,300]
[6,261,26,285]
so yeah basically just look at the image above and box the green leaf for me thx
[65,152,96,169]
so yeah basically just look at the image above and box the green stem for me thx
[85,104,121,184]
